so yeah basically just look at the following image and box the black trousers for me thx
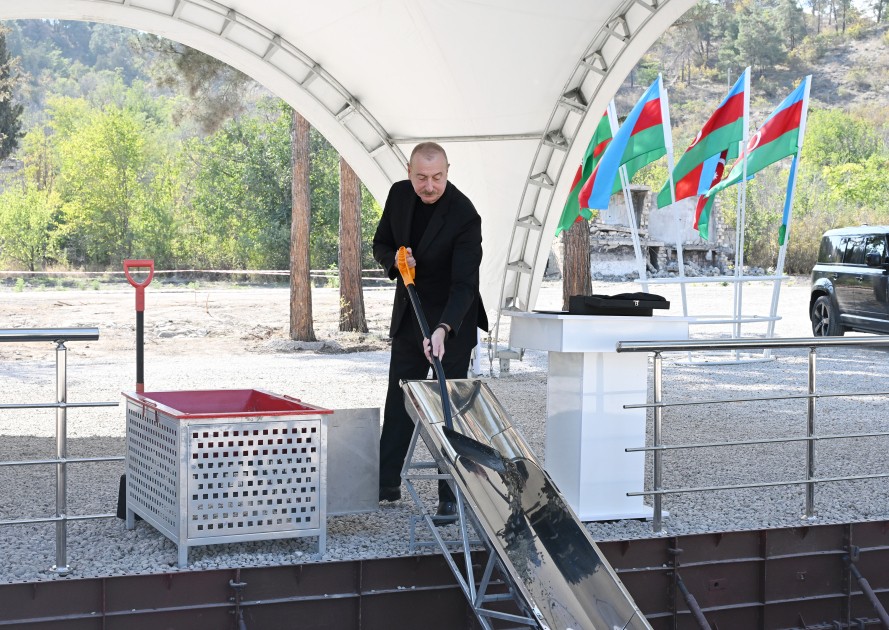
[379,320,473,503]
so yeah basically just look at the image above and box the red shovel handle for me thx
[123,260,154,312]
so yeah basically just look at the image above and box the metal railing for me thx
[616,335,889,533]
[0,328,120,574]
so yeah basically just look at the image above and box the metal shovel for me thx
[395,247,505,472]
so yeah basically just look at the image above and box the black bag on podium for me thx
[568,292,670,317]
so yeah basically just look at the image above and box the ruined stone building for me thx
[549,185,736,280]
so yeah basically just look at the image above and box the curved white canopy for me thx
[1,0,695,322]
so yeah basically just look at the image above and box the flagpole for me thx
[766,76,812,346]
[766,153,798,345]
[610,101,649,291]
[733,68,752,353]
[660,74,687,317]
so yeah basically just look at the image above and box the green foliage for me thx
[183,98,293,268]
[0,37,385,277]
[635,56,660,87]
[308,125,342,270]
[802,108,881,166]
[744,106,889,273]
[0,182,62,270]
[51,98,157,266]
[326,267,340,289]
[11,14,887,285]
[822,154,889,208]
[7,20,145,117]
[735,5,786,75]
[846,21,868,40]
[682,2,725,67]
[633,160,669,194]
[361,184,383,269]
[181,98,380,271]
[0,25,23,160]
[141,36,252,134]
[776,0,807,50]
[793,33,829,63]
[740,168,787,268]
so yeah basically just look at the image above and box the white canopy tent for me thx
[0,0,696,326]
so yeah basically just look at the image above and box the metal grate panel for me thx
[126,401,180,537]
[187,421,321,538]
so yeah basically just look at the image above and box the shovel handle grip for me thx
[123,260,155,289]
[124,260,155,312]
[395,247,415,286]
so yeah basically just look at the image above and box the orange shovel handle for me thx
[395,247,415,286]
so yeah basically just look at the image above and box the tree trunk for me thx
[289,110,315,341]
[338,158,368,333]
[561,218,592,311]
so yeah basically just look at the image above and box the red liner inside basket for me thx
[122,389,332,419]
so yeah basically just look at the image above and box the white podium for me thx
[508,311,690,521]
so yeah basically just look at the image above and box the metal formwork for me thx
[124,390,330,567]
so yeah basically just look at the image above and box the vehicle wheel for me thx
[811,295,843,337]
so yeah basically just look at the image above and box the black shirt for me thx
[410,198,439,248]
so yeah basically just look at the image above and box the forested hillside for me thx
[619,0,889,273]
[0,20,380,273]
[1,1,889,274]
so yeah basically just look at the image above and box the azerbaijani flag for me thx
[578,77,667,210]
[694,149,728,239]
[697,76,811,240]
[556,109,612,235]
[657,68,747,209]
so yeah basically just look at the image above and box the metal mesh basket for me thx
[124,389,330,567]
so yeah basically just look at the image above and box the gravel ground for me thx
[2,276,889,584]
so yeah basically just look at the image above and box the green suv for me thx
[810,226,889,336]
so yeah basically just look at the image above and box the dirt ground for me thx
[0,274,818,365]
[0,280,396,363]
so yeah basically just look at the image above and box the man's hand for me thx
[424,323,449,362]
[405,247,416,271]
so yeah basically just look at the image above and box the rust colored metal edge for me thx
[3,522,889,629]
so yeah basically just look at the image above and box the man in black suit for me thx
[373,142,488,519]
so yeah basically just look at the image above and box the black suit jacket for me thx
[373,180,488,355]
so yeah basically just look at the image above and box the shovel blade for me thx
[444,426,507,473]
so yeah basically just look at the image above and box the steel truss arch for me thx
[495,0,696,346]
[3,0,699,337]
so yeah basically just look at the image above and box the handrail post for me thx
[51,340,70,575]
[653,351,664,533]
[804,346,817,520]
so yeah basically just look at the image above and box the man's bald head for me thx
[409,142,448,166]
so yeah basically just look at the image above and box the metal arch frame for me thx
[494,0,693,358]
[8,0,698,344]
[6,0,408,196]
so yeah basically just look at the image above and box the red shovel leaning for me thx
[117,260,154,519]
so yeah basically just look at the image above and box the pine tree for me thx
[0,26,23,161]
